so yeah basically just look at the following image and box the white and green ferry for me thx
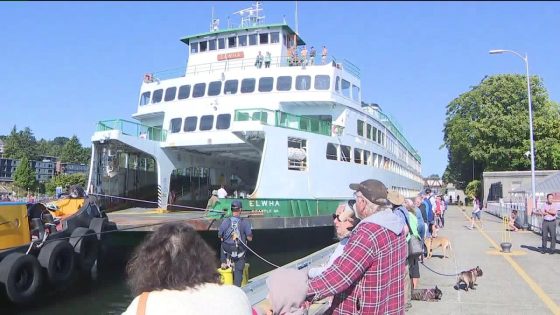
[87,2,423,229]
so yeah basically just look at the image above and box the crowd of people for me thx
[122,177,558,314]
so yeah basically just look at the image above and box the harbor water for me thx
[3,226,336,314]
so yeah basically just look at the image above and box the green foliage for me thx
[45,173,87,195]
[13,157,37,192]
[465,180,482,199]
[60,136,85,163]
[443,74,560,188]
[3,126,38,160]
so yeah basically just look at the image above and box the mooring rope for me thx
[237,237,280,268]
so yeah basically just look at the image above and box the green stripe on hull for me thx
[209,198,343,218]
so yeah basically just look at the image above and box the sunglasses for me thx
[332,213,344,222]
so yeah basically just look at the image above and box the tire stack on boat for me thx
[0,194,117,304]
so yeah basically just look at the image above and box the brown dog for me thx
[424,236,452,259]
[456,266,483,291]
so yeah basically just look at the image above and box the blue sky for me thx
[1,1,559,177]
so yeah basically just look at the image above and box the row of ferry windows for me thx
[325,143,418,182]
[169,114,232,133]
[139,76,360,106]
[191,32,281,54]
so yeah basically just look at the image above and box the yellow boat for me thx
[0,186,116,304]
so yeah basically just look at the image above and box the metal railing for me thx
[486,201,559,241]
[96,119,167,142]
[234,108,332,136]
[147,55,360,82]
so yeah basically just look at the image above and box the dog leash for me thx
[419,261,459,277]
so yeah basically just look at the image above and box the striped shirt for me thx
[307,222,407,314]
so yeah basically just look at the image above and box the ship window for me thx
[259,33,268,44]
[228,36,237,48]
[296,75,311,90]
[258,77,274,92]
[366,123,372,139]
[152,89,163,103]
[164,87,177,102]
[178,85,191,99]
[184,116,197,132]
[139,91,150,105]
[241,78,256,93]
[224,80,238,94]
[199,41,208,52]
[208,81,222,96]
[238,35,247,47]
[191,42,198,54]
[378,130,383,144]
[276,76,292,91]
[354,148,363,164]
[200,115,214,131]
[364,150,371,165]
[270,32,280,44]
[218,38,225,49]
[283,34,288,47]
[249,34,257,46]
[352,85,360,101]
[357,120,364,136]
[170,118,182,133]
[340,145,351,162]
[209,39,217,51]
[193,83,206,98]
[314,75,330,90]
[341,79,351,98]
[326,143,337,160]
[372,126,377,141]
[216,114,231,129]
[335,76,340,92]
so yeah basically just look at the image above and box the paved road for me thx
[409,205,560,315]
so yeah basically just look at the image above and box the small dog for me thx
[456,266,483,291]
[411,286,443,301]
[424,236,452,258]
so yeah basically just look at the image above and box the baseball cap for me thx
[231,200,242,211]
[212,190,218,196]
[349,179,388,205]
[387,190,405,206]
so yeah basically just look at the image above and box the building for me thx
[482,170,558,204]
[0,139,4,155]
[0,156,89,184]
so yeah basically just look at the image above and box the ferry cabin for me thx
[89,20,423,213]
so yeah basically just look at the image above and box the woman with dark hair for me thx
[122,222,252,315]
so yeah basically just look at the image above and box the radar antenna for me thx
[234,1,265,27]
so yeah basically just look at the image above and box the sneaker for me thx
[541,249,547,254]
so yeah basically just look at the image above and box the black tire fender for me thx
[89,217,107,241]
[38,240,75,284]
[69,227,99,272]
[0,252,43,304]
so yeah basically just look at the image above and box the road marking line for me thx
[462,212,560,314]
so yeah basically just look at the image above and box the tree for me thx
[443,74,560,188]
[3,126,38,160]
[60,135,84,163]
[45,173,87,195]
[13,156,37,193]
[465,180,482,199]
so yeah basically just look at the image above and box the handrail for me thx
[147,55,361,82]
[96,119,167,142]
[234,108,332,136]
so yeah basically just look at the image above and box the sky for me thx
[1,1,559,177]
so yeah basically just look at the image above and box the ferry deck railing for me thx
[96,119,167,142]
[148,55,360,82]
[234,108,332,137]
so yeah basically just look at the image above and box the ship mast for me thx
[234,1,265,27]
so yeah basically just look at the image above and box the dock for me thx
[409,205,560,315]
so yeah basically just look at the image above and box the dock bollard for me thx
[500,216,512,253]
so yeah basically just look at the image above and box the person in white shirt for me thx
[217,185,228,199]
[122,222,252,315]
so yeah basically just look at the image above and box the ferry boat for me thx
[87,2,423,228]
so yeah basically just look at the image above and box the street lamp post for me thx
[489,49,536,229]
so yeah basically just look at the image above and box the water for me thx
[3,226,335,314]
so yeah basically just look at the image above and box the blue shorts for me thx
[472,211,482,220]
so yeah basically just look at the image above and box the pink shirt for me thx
[542,202,557,221]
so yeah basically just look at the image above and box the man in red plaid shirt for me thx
[307,179,407,314]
